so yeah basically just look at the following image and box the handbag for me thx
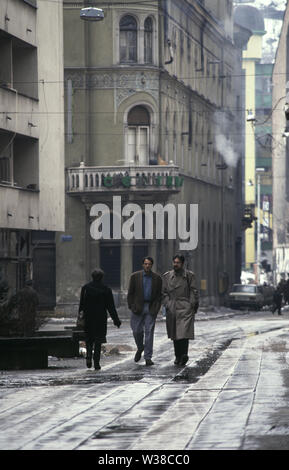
[76,310,85,329]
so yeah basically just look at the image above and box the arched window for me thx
[173,112,177,164]
[201,220,205,280]
[120,15,137,63]
[165,107,169,160]
[213,222,217,295]
[207,222,211,295]
[144,17,153,64]
[219,223,223,264]
[127,106,150,165]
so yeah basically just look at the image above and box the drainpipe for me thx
[196,19,207,72]
[165,39,174,64]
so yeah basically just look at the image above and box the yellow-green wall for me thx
[243,33,264,269]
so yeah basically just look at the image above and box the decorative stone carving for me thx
[116,88,136,106]
[65,70,159,106]
[116,71,159,107]
[118,74,131,88]
[88,73,114,88]
[65,72,85,88]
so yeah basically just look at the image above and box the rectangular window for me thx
[0,33,38,99]
[144,32,153,63]
[128,127,137,163]
[173,134,177,164]
[0,132,39,189]
[165,134,169,162]
[0,155,11,184]
[0,134,13,185]
[139,127,149,165]
[181,135,184,169]
[120,31,137,62]
[127,126,149,165]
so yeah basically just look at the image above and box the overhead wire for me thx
[0,1,285,172]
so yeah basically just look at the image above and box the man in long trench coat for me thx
[162,254,199,366]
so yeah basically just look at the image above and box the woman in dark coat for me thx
[79,269,121,370]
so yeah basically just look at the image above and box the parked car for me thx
[228,284,274,310]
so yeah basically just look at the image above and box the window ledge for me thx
[0,183,39,192]
[0,85,39,102]
[22,0,37,9]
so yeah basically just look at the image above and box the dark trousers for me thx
[86,338,101,366]
[173,339,189,359]
[130,311,156,360]
[272,303,282,315]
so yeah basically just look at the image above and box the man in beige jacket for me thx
[162,254,199,366]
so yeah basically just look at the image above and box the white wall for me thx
[37,0,65,232]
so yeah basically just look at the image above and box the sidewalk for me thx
[1,308,289,449]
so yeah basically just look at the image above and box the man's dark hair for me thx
[142,256,154,265]
[173,254,185,264]
[91,269,104,282]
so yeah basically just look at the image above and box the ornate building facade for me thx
[57,0,245,313]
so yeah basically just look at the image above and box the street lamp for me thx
[246,109,256,123]
[80,7,104,21]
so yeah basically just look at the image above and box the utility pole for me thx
[256,172,261,284]
[256,168,265,284]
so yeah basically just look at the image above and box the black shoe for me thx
[174,357,181,365]
[94,363,101,370]
[145,359,154,366]
[86,360,92,368]
[134,348,144,362]
[180,354,189,366]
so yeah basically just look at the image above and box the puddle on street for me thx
[0,340,233,388]
[0,374,146,388]
[174,339,232,383]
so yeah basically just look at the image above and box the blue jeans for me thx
[130,308,156,360]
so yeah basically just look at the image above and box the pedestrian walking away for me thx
[162,254,199,366]
[78,269,121,370]
[127,257,162,366]
[283,276,289,305]
[272,285,283,316]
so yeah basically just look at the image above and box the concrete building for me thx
[0,0,65,307]
[58,0,246,314]
[272,2,289,282]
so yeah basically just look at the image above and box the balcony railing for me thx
[0,87,39,138]
[67,164,183,194]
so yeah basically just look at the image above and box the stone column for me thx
[89,239,100,273]
[139,25,145,64]
[149,239,158,271]
[120,240,133,297]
